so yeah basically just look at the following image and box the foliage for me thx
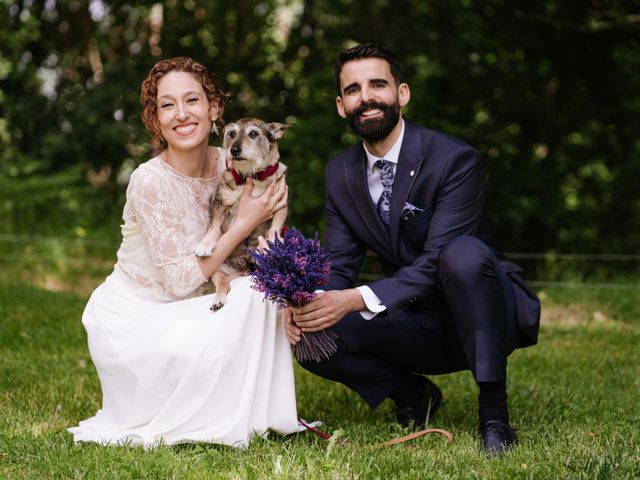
[1,276,639,478]
[1,1,639,254]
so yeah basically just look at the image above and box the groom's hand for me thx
[284,307,301,345]
[291,289,365,333]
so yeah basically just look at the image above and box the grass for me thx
[1,273,639,479]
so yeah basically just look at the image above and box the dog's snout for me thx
[230,143,241,157]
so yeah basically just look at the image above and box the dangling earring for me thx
[211,119,219,136]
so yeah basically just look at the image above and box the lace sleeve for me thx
[128,169,208,298]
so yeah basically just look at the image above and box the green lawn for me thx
[1,278,639,479]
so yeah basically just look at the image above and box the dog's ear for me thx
[266,122,290,141]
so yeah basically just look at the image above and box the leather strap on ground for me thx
[375,427,453,447]
[298,418,453,447]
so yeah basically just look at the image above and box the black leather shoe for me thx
[395,378,442,429]
[479,420,518,454]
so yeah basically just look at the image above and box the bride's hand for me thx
[234,178,288,236]
[256,235,269,252]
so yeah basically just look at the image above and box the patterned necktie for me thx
[374,159,394,225]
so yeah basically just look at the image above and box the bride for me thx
[68,57,301,448]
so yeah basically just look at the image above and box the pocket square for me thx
[401,202,424,220]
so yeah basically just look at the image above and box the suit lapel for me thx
[389,121,424,255]
[344,146,392,253]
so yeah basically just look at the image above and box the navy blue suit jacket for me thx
[324,119,540,347]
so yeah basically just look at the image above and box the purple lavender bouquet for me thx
[250,227,338,363]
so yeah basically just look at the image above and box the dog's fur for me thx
[195,118,289,310]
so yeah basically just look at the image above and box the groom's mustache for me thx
[352,101,392,118]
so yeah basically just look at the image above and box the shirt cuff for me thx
[356,285,386,320]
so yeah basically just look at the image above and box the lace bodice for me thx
[114,154,219,301]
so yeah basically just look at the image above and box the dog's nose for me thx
[231,144,241,157]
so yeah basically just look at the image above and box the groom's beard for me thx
[345,100,401,143]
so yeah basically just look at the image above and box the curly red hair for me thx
[140,57,227,149]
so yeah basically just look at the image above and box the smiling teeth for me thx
[362,109,381,117]
[176,124,196,134]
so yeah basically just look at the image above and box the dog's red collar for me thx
[227,160,280,185]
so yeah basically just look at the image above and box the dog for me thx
[195,118,289,310]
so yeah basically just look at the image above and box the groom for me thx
[285,43,540,454]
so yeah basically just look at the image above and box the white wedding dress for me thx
[68,152,302,448]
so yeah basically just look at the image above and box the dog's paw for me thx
[195,240,217,258]
[209,293,227,311]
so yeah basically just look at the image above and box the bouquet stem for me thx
[292,329,338,363]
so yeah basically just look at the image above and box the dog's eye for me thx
[227,131,236,139]
[248,131,259,139]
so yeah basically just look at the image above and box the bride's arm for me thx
[196,178,287,279]
[129,169,207,297]
[131,167,286,298]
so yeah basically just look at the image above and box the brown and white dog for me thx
[195,118,289,310]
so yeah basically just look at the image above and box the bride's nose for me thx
[176,102,189,121]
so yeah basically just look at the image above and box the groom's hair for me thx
[334,43,405,95]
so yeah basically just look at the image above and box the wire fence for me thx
[1,234,640,290]
[0,233,117,247]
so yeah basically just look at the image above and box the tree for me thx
[1,0,639,255]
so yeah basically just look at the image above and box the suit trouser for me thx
[299,236,517,408]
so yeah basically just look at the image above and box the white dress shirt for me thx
[356,120,405,319]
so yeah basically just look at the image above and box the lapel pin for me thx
[410,170,415,177]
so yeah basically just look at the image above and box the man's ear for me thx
[336,96,347,118]
[398,83,411,108]
[267,122,291,140]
